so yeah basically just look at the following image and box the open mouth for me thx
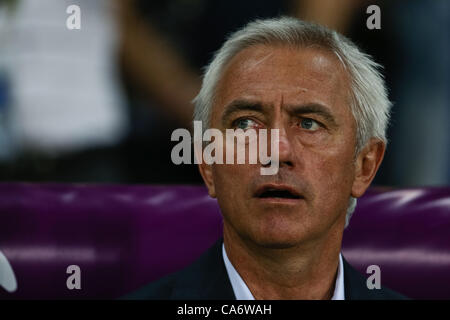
[255,186,302,200]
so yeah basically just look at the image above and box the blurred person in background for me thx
[0,0,202,183]
[0,0,129,182]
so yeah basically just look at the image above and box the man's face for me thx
[200,44,375,248]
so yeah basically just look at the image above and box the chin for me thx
[249,225,308,249]
[255,240,299,250]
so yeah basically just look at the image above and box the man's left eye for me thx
[300,118,320,130]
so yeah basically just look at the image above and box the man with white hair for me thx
[126,17,406,300]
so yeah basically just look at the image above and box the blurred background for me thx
[0,0,448,187]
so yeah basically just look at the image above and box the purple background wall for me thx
[0,183,449,299]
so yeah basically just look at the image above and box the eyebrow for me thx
[221,99,338,127]
[221,100,266,126]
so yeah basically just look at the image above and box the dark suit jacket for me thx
[123,239,407,300]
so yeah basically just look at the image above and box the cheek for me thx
[303,138,356,204]
[212,131,262,200]
[212,163,252,201]
[212,164,255,227]
[303,156,354,227]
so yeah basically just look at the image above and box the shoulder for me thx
[119,252,211,300]
[120,239,235,300]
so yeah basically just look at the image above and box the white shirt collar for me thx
[222,243,345,300]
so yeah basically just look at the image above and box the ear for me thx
[351,138,386,198]
[196,147,217,198]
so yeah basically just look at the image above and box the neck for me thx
[223,222,344,300]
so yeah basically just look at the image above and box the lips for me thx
[254,184,303,200]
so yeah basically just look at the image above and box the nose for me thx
[277,127,294,168]
[262,125,295,170]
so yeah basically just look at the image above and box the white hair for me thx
[193,17,392,227]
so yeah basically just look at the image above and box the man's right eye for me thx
[233,118,258,130]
